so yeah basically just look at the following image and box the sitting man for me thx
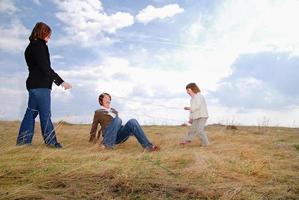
[89,92,159,151]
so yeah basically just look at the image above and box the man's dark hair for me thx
[98,93,111,105]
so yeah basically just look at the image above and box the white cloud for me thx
[136,4,184,24]
[187,0,299,57]
[113,0,299,126]
[175,0,299,126]
[50,54,299,126]
[54,56,191,124]
[0,88,26,120]
[0,1,29,53]
[52,87,72,102]
[32,0,41,5]
[0,19,30,53]
[51,54,64,60]
[86,0,299,126]
[185,18,204,41]
[0,75,27,120]
[209,104,299,127]
[151,0,299,92]
[53,0,134,47]
[0,0,17,14]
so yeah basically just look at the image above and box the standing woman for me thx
[16,22,72,148]
[180,83,209,146]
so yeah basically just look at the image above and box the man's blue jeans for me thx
[16,88,59,145]
[103,116,153,149]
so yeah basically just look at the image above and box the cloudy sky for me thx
[1,0,299,127]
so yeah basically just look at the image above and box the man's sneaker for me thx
[145,145,160,152]
[47,143,63,149]
[179,140,191,145]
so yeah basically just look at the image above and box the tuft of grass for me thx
[294,144,299,151]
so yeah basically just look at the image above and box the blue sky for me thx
[1,0,299,127]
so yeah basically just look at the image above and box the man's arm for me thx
[90,111,100,138]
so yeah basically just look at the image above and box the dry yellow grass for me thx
[0,121,299,199]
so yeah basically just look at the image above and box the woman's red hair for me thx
[29,22,52,41]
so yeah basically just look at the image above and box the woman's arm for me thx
[33,41,65,86]
[35,42,72,90]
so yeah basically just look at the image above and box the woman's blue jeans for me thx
[103,117,153,149]
[16,88,59,145]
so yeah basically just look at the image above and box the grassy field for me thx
[0,121,299,200]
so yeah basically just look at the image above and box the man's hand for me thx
[61,82,72,90]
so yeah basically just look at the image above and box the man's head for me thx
[98,93,111,108]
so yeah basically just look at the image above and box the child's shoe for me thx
[179,140,191,145]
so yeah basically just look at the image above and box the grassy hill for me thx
[0,121,298,199]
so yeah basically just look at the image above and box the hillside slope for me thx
[0,121,299,199]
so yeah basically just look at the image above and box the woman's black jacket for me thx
[25,38,64,90]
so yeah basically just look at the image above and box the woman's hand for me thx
[184,106,190,110]
[61,82,72,90]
